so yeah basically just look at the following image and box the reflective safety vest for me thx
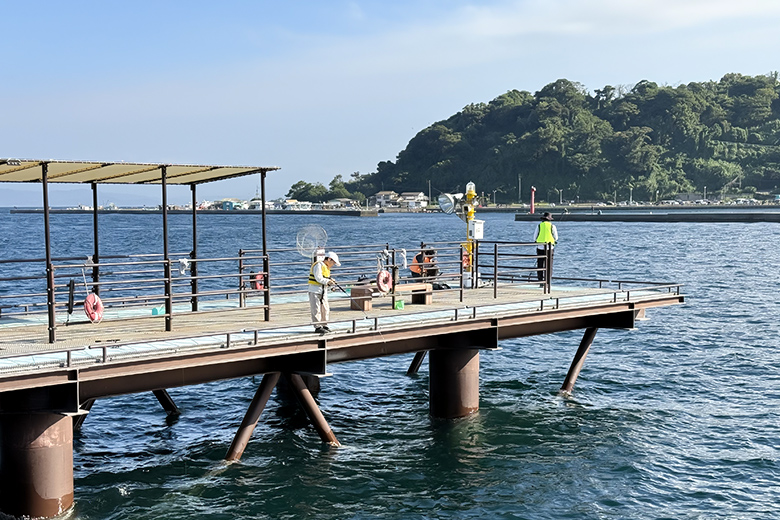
[536,221,556,245]
[308,261,330,286]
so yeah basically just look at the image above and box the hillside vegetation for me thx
[291,73,780,203]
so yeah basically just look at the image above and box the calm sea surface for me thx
[1,210,779,520]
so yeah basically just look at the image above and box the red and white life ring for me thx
[84,293,104,324]
[376,270,393,293]
[250,272,264,290]
[462,252,471,268]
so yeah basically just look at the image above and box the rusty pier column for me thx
[225,372,280,461]
[286,373,339,446]
[407,351,427,376]
[429,348,480,418]
[0,413,74,518]
[560,327,599,394]
[153,389,181,417]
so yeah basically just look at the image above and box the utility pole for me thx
[428,179,431,207]
[518,174,521,203]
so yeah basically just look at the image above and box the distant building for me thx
[398,192,429,209]
[219,198,246,210]
[373,191,400,207]
[326,198,360,209]
[282,199,312,211]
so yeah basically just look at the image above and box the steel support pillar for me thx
[407,351,427,376]
[73,398,95,431]
[152,389,181,416]
[225,372,280,461]
[429,348,480,418]
[276,373,321,399]
[286,373,339,446]
[0,413,74,518]
[560,327,599,394]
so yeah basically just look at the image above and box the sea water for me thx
[1,210,779,519]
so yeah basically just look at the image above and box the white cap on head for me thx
[325,251,341,266]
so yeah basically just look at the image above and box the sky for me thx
[1,0,779,207]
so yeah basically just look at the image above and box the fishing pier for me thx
[0,159,684,519]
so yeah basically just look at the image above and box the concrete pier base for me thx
[429,349,480,418]
[0,413,74,519]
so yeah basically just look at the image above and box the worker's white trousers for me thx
[309,289,329,326]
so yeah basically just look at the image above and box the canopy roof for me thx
[0,159,279,185]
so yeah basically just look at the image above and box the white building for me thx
[373,191,400,207]
[399,192,429,209]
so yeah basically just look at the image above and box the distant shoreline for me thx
[8,208,379,217]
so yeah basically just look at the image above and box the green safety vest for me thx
[536,221,556,245]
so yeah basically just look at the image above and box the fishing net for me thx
[295,224,328,258]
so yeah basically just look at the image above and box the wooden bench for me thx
[349,282,433,311]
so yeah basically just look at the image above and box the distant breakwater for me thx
[514,211,780,223]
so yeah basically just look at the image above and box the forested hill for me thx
[341,73,780,203]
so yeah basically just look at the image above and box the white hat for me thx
[325,251,341,266]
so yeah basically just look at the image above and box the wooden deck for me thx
[0,281,684,389]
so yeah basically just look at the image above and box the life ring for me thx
[250,271,264,290]
[462,252,471,268]
[376,270,393,293]
[84,293,104,324]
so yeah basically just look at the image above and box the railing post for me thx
[238,249,245,308]
[391,264,399,309]
[459,244,464,302]
[545,244,552,294]
[164,259,173,330]
[190,251,199,312]
[263,254,270,321]
[473,239,480,290]
[493,243,498,298]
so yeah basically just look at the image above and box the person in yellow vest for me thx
[308,251,341,334]
[534,212,558,281]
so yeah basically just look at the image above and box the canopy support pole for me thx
[261,171,270,321]
[91,182,99,295]
[190,184,199,312]
[42,163,56,343]
[161,166,172,331]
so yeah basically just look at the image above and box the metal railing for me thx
[0,276,683,376]
[0,239,677,344]
[0,250,270,341]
